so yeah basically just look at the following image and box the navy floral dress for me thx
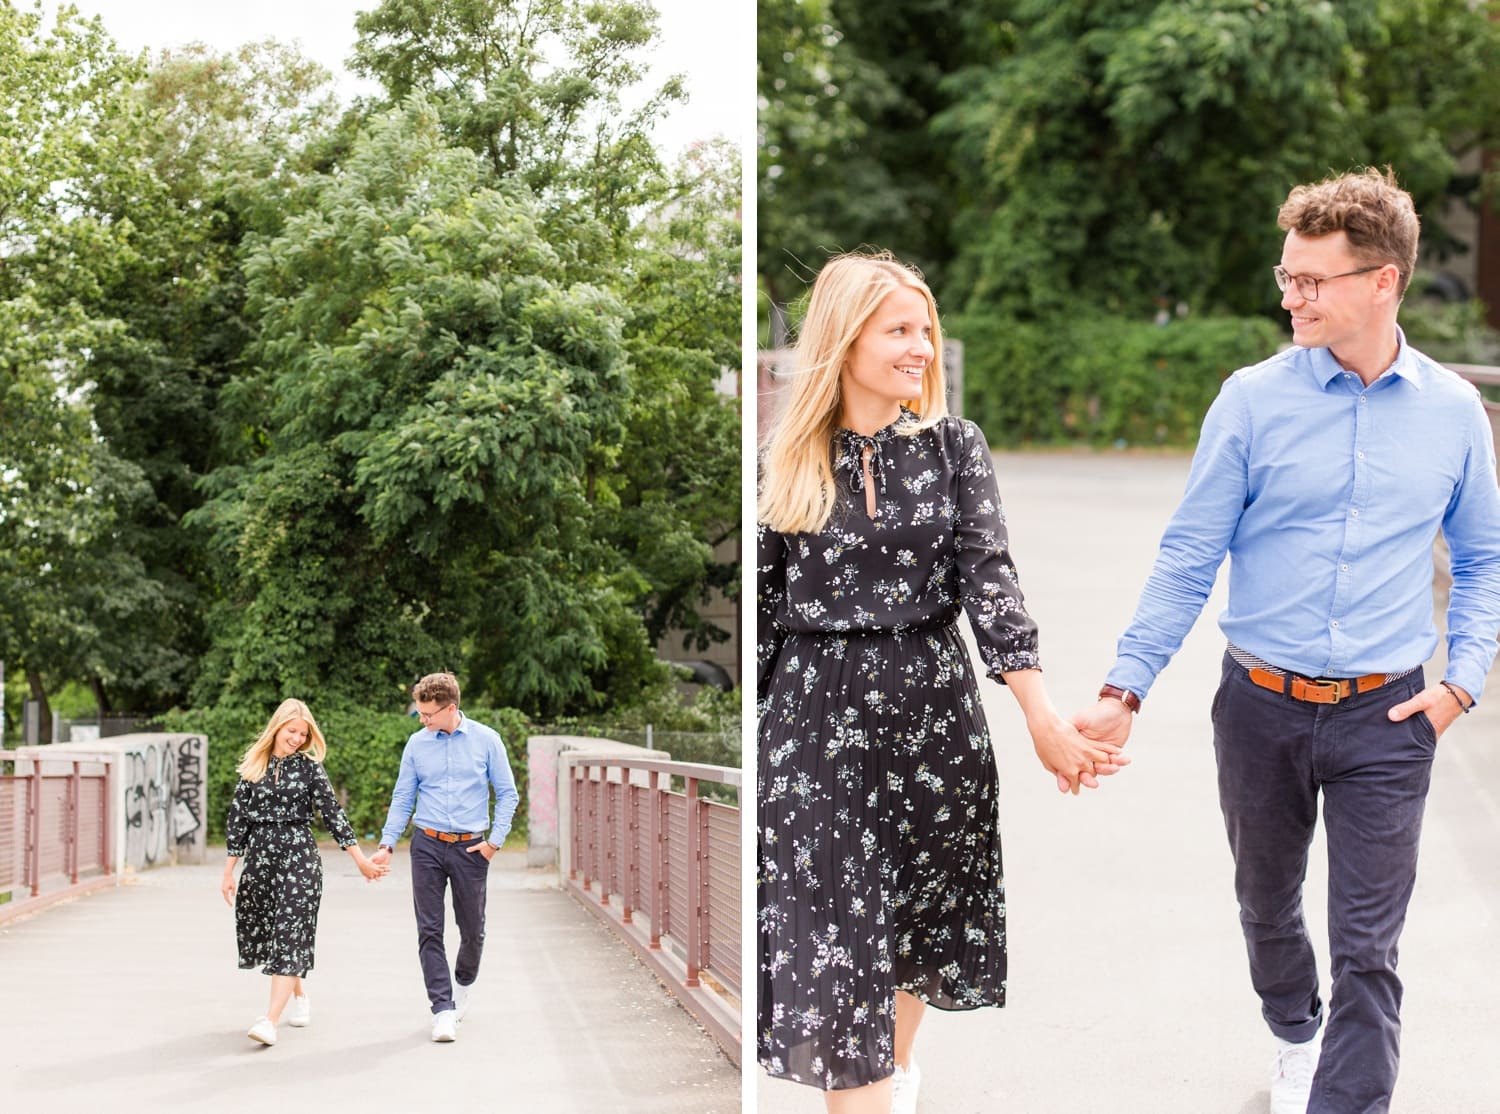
[757,413,1040,1090]
[226,754,358,977]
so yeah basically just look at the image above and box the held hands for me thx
[1027,709,1130,795]
[356,855,389,882]
[369,845,393,869]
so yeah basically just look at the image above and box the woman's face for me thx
[272,718,310,757]
[840,286,934,417]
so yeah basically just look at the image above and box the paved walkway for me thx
[759,449,1500,1114]
[0,848,739,1112]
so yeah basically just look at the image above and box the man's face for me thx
[415,699,460,734]
[1278,229,1391,356]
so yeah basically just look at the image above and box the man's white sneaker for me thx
[286,994,311,1027]
[891,1058,921,1114]
[246,1017,277,1046]
[455,981,472,1022]
[1270,1036,1319,1114]
[431,1009,458,1042]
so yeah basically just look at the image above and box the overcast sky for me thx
[50,0,745,156]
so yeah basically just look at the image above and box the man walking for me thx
[1078,169,1500,1113]
[372,672,520,1042]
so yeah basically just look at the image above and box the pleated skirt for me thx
[757,622,1007,1091]
[235,823,324,977]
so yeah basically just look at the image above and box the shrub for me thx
[954,310,1284,446]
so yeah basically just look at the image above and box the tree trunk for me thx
[89,675,113,717]
[26,671,51,744]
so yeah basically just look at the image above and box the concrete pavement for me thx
[758,449,1500,1114]
[0,847,739,1112]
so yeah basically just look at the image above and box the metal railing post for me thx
[568,766,581,881]
[622,781,637,925]
[599,772,614,906]
[26,767,40,897]
[68,761,80,884]
[684,775,701,988]
[648,770,663,949]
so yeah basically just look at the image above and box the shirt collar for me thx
[1308,325,1423,390]
[424,711,467,740]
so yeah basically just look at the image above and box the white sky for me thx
[49,0,744,156]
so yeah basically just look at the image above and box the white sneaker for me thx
[431,1009,458,1042]
[1270,1036,1319,1114]
[891,1058,921,1114]
[286,994,311,1028]
[247,1017,277,1046]
[455,981,472,1021]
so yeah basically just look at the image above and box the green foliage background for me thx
[759,0,1500,442]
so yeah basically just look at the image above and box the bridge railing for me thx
[566,754,741,1064]
[0,751,115,923]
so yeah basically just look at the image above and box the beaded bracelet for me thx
[1440,680,1472,713]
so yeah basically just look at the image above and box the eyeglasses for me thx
[417,703,454,722]
[1273,264,1382,302]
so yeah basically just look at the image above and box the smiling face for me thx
[1278,229,1394,355]
[272,718,309,757]
[839,285,934,428]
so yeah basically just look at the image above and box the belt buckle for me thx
[1299,677,1347,704]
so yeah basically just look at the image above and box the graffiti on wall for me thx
[122,735,206,869]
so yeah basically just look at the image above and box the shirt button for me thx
[1357,451,1365,459]
[1351,509,1360,517]
[1341,564,1350,572]
[1360,396,1367,404]
[1331,620,1340,628]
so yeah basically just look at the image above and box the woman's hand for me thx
[220,870,236,906]
[355,855,389,882]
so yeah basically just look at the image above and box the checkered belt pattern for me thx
[1228,643,1418,705]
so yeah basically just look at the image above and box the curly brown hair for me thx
[1277,167,1419,295]
[413,672,460,707]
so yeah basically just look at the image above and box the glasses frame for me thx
[416,702,455,722]
[1273,264,1384,302]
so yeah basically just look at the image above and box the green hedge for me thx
[158,703,531,844]
[954,310,1284,446]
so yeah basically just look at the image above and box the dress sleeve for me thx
[952,420,1040,680]
[757,521,790,702]
[308,761,358,848]
[226,778,253,857]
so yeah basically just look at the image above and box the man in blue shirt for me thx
[372,672,520,1043]
[1078,169,1500,1114]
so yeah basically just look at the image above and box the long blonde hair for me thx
[236,698,329,782]
[759,251,948,535]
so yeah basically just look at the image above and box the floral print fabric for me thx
[227,753,357,977]
[757,414,1038,1090]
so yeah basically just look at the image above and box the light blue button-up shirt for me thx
[1108,331,1500,703]
[378,713,520,847]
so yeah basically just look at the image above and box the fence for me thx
[0,751,114,922]
[566,754,741,1063]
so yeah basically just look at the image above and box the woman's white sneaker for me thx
[286,994,311,1027]
[891,1058,921,1114]
[246,1017,277,1046]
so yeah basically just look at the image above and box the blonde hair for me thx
[236,698,328,782]
[759,251,948,535]
[1278,167,1419,295]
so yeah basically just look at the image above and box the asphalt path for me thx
[0,847,740,1112]
[757,449,1500,1114]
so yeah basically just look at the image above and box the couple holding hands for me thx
[757,170,1500,1114]
[221,672,518,1046]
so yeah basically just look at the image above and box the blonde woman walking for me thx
[221,698,386,1046]
[757,252,1126,1111]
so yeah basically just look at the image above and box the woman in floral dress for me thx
[221,698,386,1046]
[757,252,1127,1111]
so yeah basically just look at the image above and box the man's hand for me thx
[467,840,499,861]
[370,845,393,868]
[1388,682,1470,739]
[1072,696,1136,751]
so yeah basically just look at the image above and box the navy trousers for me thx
[1211,653,1437,1114]
[410,830,491,1014]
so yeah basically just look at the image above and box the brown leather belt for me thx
[420,827,483,842]
[1247,667,1395,705]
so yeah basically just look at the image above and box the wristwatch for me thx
[1098,684,1141,713]
[485,840,501,852]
